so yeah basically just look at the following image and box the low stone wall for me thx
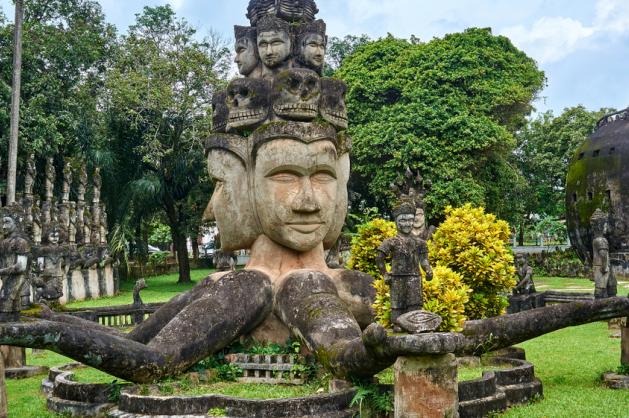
[458,349,543,417]
[65,303,163,328]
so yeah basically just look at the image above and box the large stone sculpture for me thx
[376,202,433,331]
[591,209,618,299]
[0,205,31,321]
[0,0,628,390]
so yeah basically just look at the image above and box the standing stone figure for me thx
[513,253,536,295]
[591,209,618,299]
[0,206,31,321]
[24,155,36,198]
[45,157,55,202]
[33,223,67,304]
[376,202,433,330]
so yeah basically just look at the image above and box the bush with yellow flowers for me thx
[348,218,470,331]
[428,204,516,319]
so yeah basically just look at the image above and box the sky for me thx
[1,0,628,116]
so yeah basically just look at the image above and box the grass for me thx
[64,269,213,309]
[5,271,629,417]
[534,276,629,294]
[148,380,327,399]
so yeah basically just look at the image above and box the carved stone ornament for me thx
[212,90,228,133]
[272,68,320,121]
[234,25,260,77]
[256,16,292,71]
[225,78,271,132]
[395,310,443,334]
[320,78,348,130]
[295,19,327,74]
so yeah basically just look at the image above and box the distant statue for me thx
[590,209,617,299]
[513,253,536,295]
[213,250,238,272]
[24,154,36,197]
[0,206,31,321]
[377,201,433,331]
[132,279,147,307]
[45,157,55,202]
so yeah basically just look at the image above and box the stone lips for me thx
[566,107,629,263]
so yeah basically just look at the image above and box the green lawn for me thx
[64,269,213,309]
[535,276,629,294]
[5,272,629,417]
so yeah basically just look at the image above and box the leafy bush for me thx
[350,381,394,417]
[527,248,587,278]
[148,250,172,266]
[428,204,516,319]
[348,218,470,331]
[347,218,397,280]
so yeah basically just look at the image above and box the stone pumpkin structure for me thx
[566,107,629,278]
[0,7,628,417]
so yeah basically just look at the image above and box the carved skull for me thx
[225,78,271,132]
[320,78,348,130]
[273,69,320,121]
[212,90,228,133]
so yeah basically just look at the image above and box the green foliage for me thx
[347,218,397,279]
[324,34,371,76]
[335,29,546,223]
[348,219,470,331]
[428,204,516,319]
[617,363,629,376]
[148,251,172,266]
[148,221,172,247]
[350,380,394,417]
[208,408,227,417]
[527,248,587,278]
[515,106,613,221]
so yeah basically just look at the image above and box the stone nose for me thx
[291,178,320,213]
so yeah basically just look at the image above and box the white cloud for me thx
[166,0,185,11]
[501,0,629,64]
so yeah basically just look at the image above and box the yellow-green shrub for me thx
[428,204,516,319]
[348,218,470,331]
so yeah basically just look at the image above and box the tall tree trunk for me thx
[164,197,191,284]
[518,218,525,246]
[191,226,200,262]
[6,0,24,205]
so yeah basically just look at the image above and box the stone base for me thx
[5,365,48,379]
[394,354,459,418]
[603,372,629,390]
[47,396,114,417]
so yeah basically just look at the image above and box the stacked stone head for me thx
[207,0,349,254]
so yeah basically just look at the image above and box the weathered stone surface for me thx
[4,365,47,379]
[566,108,629,278]
[622,321,629,365]
[396,310,442,334]
[394,354,459,418]
[603,372,629,389]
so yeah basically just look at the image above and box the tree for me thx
[334,29,546,223]
[324,34,371,76]
[0,0,116,198]
[103,6,229,283]
[514,106,612,243]
[6,0,23,204]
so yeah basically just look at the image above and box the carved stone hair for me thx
[256,15,291,34]
[234,25,257,42]
[392,201,416,219]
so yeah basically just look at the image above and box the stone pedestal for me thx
[394,354,459,418]
[622,318,628,366]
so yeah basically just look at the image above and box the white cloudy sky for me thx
[1,0,628,115]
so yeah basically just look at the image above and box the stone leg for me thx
[394,354,459,418]
[608,272,618,298]
[276,270,392,379]
[0,270,273,383]
[405,275,422,312]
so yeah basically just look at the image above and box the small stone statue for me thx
[591,209,618,299]
[24,154,36,197]
[132,279,147,307]
[33,223,67,304]
[376,202,433,330]
[62,161,73,203]
[213,250,238,272]
[0,205,31,321]
[45,157,55,202]
[513,253,536,295]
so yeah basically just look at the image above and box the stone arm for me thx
[419,250,433,281]
[599,247,609,273]
[0,254,29,276]
[375,249,389,282]
[83,253,100,269]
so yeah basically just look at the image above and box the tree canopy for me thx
[335,28,546,223]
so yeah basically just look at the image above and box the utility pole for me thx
[7,0,24,205]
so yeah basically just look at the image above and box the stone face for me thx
[394,354,459,418]
[566,108,629,278]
